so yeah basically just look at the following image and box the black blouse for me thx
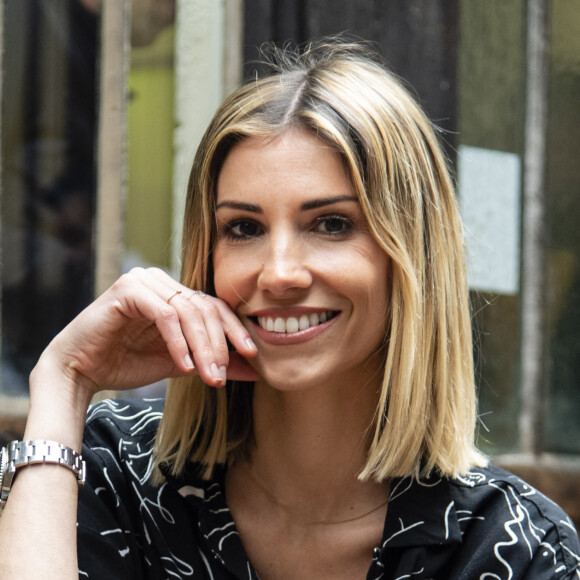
[77,399,580,579]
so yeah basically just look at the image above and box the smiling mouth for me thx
[253,311,339,334]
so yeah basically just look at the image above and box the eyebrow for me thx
[300,195,357,210]
[215,195,357,213]
[215,201,262,213]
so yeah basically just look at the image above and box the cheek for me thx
[336,242,390,288]
[212,248,256,307]
[352,246,391,321]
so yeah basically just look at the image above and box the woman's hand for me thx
[35,267,260,400]
[5,267,263,579]
[0,268,260,580]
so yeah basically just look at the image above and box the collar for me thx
[163,462,255,579]
[382,472,463,549]
[163,463,464,575]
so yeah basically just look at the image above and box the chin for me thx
[253,362,337,393]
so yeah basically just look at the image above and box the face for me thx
[213,128,390,392]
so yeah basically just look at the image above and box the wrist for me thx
[25,362,93,451]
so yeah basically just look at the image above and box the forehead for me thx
[216,128,354,203]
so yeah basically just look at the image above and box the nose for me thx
[257,231,313,296]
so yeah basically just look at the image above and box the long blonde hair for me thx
[153,40,486,483]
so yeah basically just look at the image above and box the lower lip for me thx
[250,314,340,345]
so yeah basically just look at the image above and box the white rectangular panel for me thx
[458,145,521,295]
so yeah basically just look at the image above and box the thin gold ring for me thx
[188,290,207,298]
[166,289,182,304]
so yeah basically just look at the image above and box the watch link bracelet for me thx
[0,440,86,514]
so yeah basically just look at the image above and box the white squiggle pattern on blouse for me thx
[389,477,415,502]
[383,518,426,547]
[199,548,215,580]
[178,485,205,499]
[78,400,580,579]
[456,508,485,525]
[444,501,455,540]
[385,465,580,579]
[82,400,197,578]
[394,568,425,580]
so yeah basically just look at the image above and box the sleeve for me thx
[75,399,216,579]
[77,424,146,579]
[449,467,580,580]
[520,518,580,580]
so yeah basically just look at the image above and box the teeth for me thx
[258,311,336,334]
[286,317,299,333]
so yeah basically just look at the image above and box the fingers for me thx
[126,268,258,387]
[174,293,230,385]
[107,273,197,375]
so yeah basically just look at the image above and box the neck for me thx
[239,372,385,523]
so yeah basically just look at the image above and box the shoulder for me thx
[84,397,164,441]
[383,463,579,578]
[83,398,163,459]
[449,463,580,577]
[81,398,165,499]
[449,463,575,527]
[78,399,210,578]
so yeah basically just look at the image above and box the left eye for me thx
[315,216,352,235]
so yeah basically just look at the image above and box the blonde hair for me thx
[153,40,486,484]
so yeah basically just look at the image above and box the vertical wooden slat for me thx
[223,0,244,98]
[172,0,235,273]
[94,0,131,296]
[519,0,549,454]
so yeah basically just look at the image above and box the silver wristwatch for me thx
[0,440,86,514]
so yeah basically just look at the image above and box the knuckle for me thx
[111,271,136,292]
[158,305,179,323]
[194,341,213,360]
[127,266,146,278]
[212,296,229,308]
[213,343,230,363]
[204,301,220,316]
[166,332,185,346]
[181,299,201,315]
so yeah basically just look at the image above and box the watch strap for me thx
[0,440,86,513]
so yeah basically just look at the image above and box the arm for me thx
[0,267,258,580]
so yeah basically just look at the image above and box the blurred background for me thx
[0,0,578,525]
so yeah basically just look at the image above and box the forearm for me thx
[0,267,257,578]
[0,364,92,579]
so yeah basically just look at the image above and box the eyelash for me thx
[220,219,263,241]
[219,214,354,242]
[313,214,354,236]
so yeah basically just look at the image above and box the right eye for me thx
[222,219,263,240]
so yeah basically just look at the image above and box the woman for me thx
[1,40,578,579]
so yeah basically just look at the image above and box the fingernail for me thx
[211,363,227,386]
[184,354,194,369]
[245,337,257,351]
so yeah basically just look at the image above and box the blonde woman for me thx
[1,41,578,580]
